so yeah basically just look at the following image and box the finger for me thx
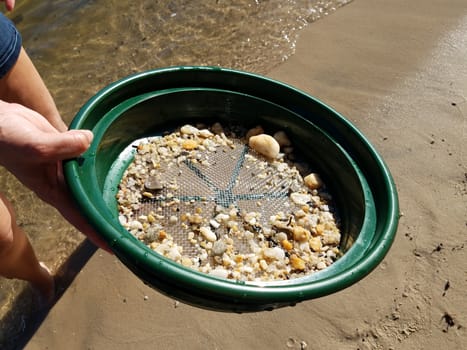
[35,129,94,161]
[0,101,60,134]
[4,0,15,11]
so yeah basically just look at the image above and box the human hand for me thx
[1,0,15,11]
[0,100,111,252]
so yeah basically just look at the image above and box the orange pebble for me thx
[290,254,306,271]
[182,139,198,150]
[158,230,167,240]
[281,239,293,251]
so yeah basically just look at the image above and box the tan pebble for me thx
[316,224,326,236]
[322,231,341,245]
[304,173,323,190]
[245,125,264,140]
[198,129,213,138]
[259,259,268,270]
[189,214,203,224]
[290,254,306,271]
[147,214,156,223]
[142,191,154,198]
[294,209,306,218]
[211,122,224,134]
[308,236,322,252]
[181,257,193,267]
[222,258,232,268]
[273,131,292,147]
[249,134,280,159]
[292,226,311,242]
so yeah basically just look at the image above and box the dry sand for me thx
[24,0,467,349]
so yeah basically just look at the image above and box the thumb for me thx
[38,129,94,161]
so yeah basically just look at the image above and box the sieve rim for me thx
[64,66,399,312]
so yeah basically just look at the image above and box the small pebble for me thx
[144,176,163,191]
[273,130,292,147]
[212,240,227,256]
[245,125,264,140]
[304,173,323,190]
[199,226,217,242]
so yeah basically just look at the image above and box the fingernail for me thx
[80,130,94,143]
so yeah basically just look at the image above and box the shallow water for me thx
[0,0,351,346]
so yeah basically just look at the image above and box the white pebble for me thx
[209,219,221,229]
[118,215,128,225]
[275,162,288,172]
[214,213,230,222]
[180,124,199,135]
[209,267,230,279]
[316,261,327,270]
[248,134,280,159]
[290,192,312,205]
[199,226,217,242]
[212,240,227,256]
[263,247,285,260]
[199,129,214,138]
[129,220,143,231]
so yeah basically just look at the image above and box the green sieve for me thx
[64,66,399,312]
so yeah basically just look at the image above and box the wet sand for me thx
[25,0,467,349]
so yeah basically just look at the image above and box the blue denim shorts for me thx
[0,13,22,79]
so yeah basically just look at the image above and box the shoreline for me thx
[25,0,467,348]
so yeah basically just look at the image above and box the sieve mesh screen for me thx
[116,125,341,282]
[133,140,294,256]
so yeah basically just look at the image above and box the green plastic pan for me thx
[64,66,399,312]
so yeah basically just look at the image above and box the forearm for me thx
[0,47,67,132]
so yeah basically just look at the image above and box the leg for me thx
[0,192,54,302]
